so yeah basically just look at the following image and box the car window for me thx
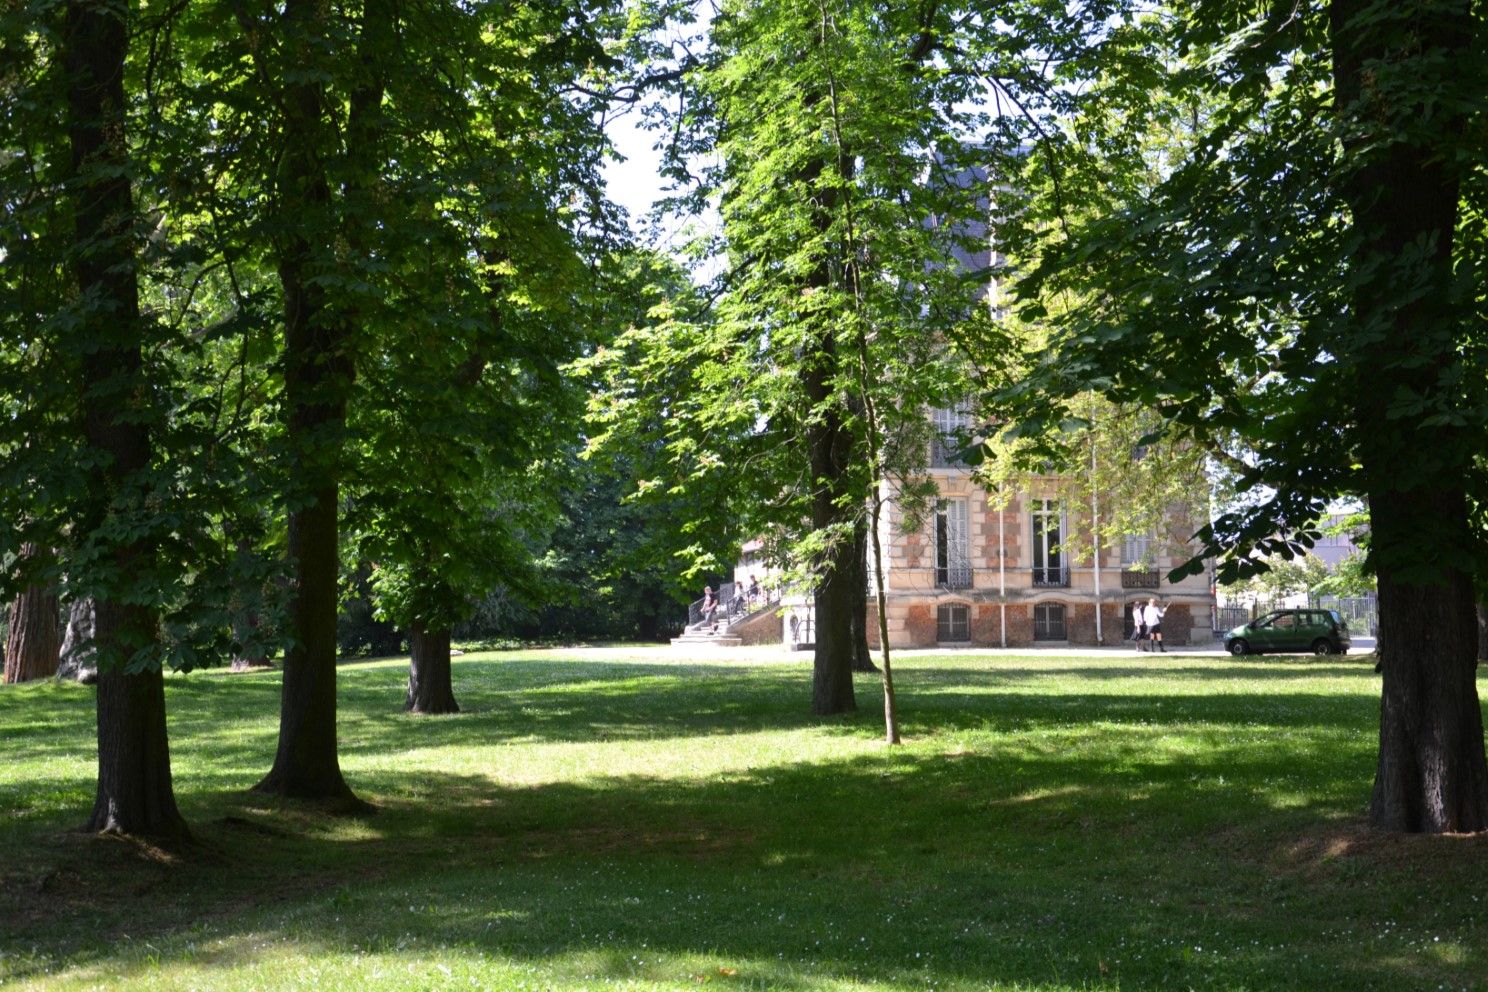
[1274,613,1296,629]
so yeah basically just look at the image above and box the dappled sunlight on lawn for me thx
[3,646,1485,992]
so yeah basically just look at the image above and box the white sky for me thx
[603,111,667,225]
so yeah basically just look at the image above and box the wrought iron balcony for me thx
[1032,565,1069,587]
[936,564,974,590]
[929,436,969,468]
[1121,569,1160,589]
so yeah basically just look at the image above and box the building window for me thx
[1121,533,1152,566]
[935,498,973,589]
[1033,602,1066,640]
[1032,499,1067,586]
[937,603,970,642]
[1119,532,1160,587]
[930,404,972,468]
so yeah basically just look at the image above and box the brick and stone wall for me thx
[1158,603,1193,645]
[730,608,783,646]
[905,603,936,647]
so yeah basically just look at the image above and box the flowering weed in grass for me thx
[0,647,1485,990]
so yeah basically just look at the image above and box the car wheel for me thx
[1228,639,1248,656]
[1312,639,1334,656]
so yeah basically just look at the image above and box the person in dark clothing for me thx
[703,585,719,633]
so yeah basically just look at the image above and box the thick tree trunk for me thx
[796,131,867,715]
[87,604,186,841]
[1368,490,1488,832]
[406,625,459,714]
[1330,0,1488,832]
[66,0,187,842]
[249,0,359,806]
[812,533,860,715]
[58,597,98,683]
[4,547,61,683]
[253,484,357,802]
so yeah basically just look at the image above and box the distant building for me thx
[773,150,1214,648]
[1311,514,1367,568]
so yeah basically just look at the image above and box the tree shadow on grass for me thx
[4,652,1478,991]
[2,728,1482,992]
[2,655,1385,828]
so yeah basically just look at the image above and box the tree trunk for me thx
[87,603,187,841]
[248,0,359,806]
[797,132,864,716]
[58,597,98,683]
[406,624,459,714]
[1330,0,1488,832]
[1475,602,1487,663]
[230,605,271,672]
[802,329,859,716]
[1368,490,1488,833]
[253,483,358,802]
[4,546,61,683]
[66,0,187,842]
[230,535,274,672]
[847,522,879,673]
[811,534,860,715]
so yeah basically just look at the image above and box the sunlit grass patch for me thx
[1,647,1484,991]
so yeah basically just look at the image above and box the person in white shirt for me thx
[1142,599,1167,652]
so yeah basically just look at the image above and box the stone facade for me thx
[856,470,1214,649]
[730,608,783,646]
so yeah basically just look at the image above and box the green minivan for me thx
[1224,609,1351,656]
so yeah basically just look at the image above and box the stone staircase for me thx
[670,616,745,647]
[670,588,775,648]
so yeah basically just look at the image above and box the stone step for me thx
[671,635,743,647]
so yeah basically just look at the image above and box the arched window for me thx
[937,603,970,642]
[1033,602,1066,641]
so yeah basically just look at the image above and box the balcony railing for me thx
[1032,564,1069,587]
[929,437,968,469]
[1120,569,1161,589]
[936,564,974,589]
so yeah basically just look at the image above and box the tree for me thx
[1222,552,1334,610]
[210,0,619,794]
[64,0,188,841]
[990,0,1488,832]
[665,3,1022,716]
[4,545,61,683]
[56,597,97,683]
[571,250,746,640]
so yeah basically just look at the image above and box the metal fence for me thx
[1215,597,1378,637]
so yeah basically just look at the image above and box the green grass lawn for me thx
[1,647,1484,991]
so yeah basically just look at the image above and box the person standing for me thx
[1143,598,1167,652]
[1133,600,1149,652]
[703,585,719,634]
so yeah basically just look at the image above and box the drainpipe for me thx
[1091,441,1102,645]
